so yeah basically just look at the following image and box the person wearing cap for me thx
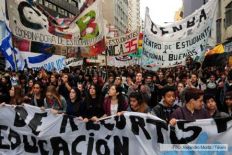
[223,91,232,116]
[204,94,229,118]
[169,88,210,126]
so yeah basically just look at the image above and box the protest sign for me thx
[142,0,217,71]
[0,104,231,155]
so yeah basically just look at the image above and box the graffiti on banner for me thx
[65,57,83,67]
[20,52,66,71]
[7,0,104,46]
[104,30,139,56]
[107,55,138,67]
[142,0,217,71]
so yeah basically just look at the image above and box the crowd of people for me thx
[0,57,232,125]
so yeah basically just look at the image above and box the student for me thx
[103,85,128,116]
[127,92,149,113]
[151,86,179,122]
[223,91,232,116]
[66,87,82,117]
[44,85,67,114]
[204,94,229,118]
[170,88,210,126]
[79,84,104,119]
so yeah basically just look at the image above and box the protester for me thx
[103,85,128,116]
[127,91,149,113]
[79,84,104,119]
[222,91,232,116]
[44,85,67,114]
[30,81,45,107]
[169,88,210,126]
[175,82,186,106]
[204,94,229,118]
[151,86,179,122]
[8,85,25,105]
[66,87,82,116]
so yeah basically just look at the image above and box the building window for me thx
[38,0,43,5]
[225,2,232,28]
[216,19,222,43]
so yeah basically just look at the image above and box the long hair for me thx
[109,84,126,110]
[10,86,24,105]
[129,92,148,113]
[85,84,103,108]
[46,85,62,107]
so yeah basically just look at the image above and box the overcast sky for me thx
[140,0,183,25]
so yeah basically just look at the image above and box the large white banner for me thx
[7,0,104,46]
[105,31,139,56]
[0,104,231,155]
[142,0,217,71]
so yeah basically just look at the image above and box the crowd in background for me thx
[0,57,232,124]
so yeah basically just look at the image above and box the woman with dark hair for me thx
[0,75,11,103]
[31,81,45,107]
[103,85,128,116]
[44,85,67,114]
[79,84,104,119]
[9,85,25,105]
[127,92,149,113]
[66,87,82,116]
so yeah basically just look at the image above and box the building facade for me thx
[103,0,129,36]
[36,0,80,18]
[217,0,232,46]
[128,0,140,31]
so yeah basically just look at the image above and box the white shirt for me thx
[111,104,118,115]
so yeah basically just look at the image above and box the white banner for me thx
[142,0,217,71]
[65,57,83,67]
[20,52,66,71]
[107,55,137,67]
[7,0,104,46]
[105,31,139,56]
[0,104,232,155]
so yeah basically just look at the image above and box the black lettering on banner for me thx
[170,121,202,144]
[14,106,28,127]
[18,2,44,30]
[187,17,195,28]
[0,125,10,149]
[87,133,94,155]
[160,27,169,35]
[129,116,151,140]
[28,112,47,136]
[72,135,86,155]
[115,115,126,130]
[100,118,115,131]
[38,140,49,155]
[96,139,110,155]
[23,135,38,153]
[146,119,168,143]
[8,129,21,150]
[213,117,232,133]
[173,25,183,32]
[114,136,129,155]
[199,9,207,23]
[60,115,78,133]
[14,112,26,127]
[50,137,70,155]
[86,121,100,131]
[150,22,157,35]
